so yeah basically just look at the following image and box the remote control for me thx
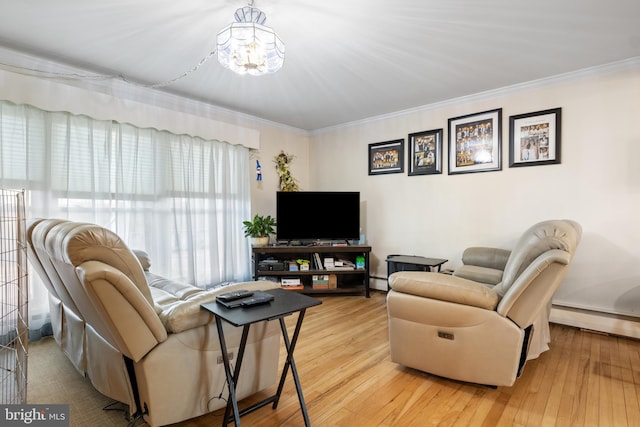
[216,290,254,303]
[241,294,274,307]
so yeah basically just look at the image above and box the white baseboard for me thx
[370,277,387,291]
[550,305,640,339]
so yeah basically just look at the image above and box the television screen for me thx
[276,191,360,242]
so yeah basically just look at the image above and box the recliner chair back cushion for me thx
[49,222,154,307]
[494,219,581,297]
[27,218,68,303]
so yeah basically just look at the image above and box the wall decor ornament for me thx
[274,150,300,191]
[368,139,404,175]
[255,159,262,181]
[509,108,561,167]
[408,129,443,176]
[448,108,502,175]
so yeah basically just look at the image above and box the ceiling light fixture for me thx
[216,1,285,76]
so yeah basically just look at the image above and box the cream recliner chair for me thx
[27,218,281,426]
[386,219,581,387]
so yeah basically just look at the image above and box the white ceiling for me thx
[0,0,639,131]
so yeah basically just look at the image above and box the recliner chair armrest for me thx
[389,271,499,310]
[497,249,572,323]
[158,280,280,333]
[77,261,168,362]
[461,247,511,270]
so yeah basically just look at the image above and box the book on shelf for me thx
[281,277,301,286]
[281,276,303,290]
[328,274,337,289]
[313,253,323,269]
[312,274,329,283]
[327,258,355,270]
[312,274,329,289]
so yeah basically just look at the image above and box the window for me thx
[0,100,252,295]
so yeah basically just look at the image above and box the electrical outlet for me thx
[216,352,234,364]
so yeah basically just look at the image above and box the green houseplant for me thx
[242,214,277,246]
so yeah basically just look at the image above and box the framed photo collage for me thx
[368,107,561,176]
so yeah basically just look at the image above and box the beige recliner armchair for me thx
[27,218,281,426]
[387,219,581,387]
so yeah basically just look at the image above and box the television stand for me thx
[252,245,371,297]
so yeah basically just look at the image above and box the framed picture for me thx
[448,108,502,175]
[368,139,404,175]
[408,129,443,176]
[509,108,561,167]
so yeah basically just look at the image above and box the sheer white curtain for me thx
[0,101,252,339]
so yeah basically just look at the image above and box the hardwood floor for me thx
[172,291,640,427]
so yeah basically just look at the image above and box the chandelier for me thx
[216,1,285,76]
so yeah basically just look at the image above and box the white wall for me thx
[309,60,640,319]
[3,53,638,322]
[248,125,311,218]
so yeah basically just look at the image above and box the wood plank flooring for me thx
[26,290,640,426]
[172,291,640,427]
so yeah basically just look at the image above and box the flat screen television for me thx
[276,191,360,243]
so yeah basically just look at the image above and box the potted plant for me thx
[242,214,277,246]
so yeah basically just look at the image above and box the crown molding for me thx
[1,45,637,138]
[311,56,640,136]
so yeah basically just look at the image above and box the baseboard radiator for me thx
[550,304,640,340]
